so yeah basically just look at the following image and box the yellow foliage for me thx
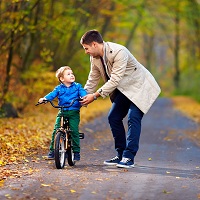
[0,98,111,180]
[172,96,200,145]
[172,96,200,123]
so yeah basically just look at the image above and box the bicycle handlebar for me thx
[35,97,82,108]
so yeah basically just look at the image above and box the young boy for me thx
[38,66,87,160]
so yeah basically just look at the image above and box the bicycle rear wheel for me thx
[54,131,66,169]
[66,134,75,166]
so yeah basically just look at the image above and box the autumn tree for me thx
[0,0,199,116]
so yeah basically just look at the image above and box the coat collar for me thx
[91,42,115,69]
[103,42,113,61]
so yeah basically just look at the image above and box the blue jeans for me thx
[108,91,144,161]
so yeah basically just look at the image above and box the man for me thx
[80,30,161,168]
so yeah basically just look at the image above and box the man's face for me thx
[82,42,100,57]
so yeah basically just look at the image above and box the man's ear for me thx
[93,41,97,47]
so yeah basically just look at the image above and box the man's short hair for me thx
[80,30,103,45]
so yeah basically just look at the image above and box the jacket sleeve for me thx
[44,86,59,100]
[78,84,87,97]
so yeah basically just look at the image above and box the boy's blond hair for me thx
[56,66,71,82]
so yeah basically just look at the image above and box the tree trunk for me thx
[21,1,40,72]
[173,6,180,88]
[189,0,200,65]
[143,34,155,71]
[100,2,116,37]
[1,3,18,105]
[125,1,145,49]
[125,19,140,49]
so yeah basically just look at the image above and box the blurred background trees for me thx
[0,0,199,116]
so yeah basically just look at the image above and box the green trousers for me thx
[49,110,80,153]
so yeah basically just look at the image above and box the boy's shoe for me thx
[116,157,134,168]
[48,150,54,159]
[74,152,80,161]
[103,156,121,166]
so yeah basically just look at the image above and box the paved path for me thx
[0,98,200,200]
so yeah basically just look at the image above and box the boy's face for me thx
[60,69,75,85]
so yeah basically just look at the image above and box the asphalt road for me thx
[0,97,200,200]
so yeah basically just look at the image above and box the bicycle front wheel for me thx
[54,131,66,169]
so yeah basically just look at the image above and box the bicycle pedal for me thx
[79,132,84,139]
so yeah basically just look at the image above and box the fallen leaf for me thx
[11,187,20,190]
[0,180,4,187]
[95,178,103,181]
[0,160,3,166]
[162,190,172,194]
[70,189,76,193]
[41,184,51,187]
[85,128,94,133]
[148,157,152,161]
[6,143,14,149]
[10,156,16,162]
[164,137,172,141]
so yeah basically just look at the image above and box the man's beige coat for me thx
[84,42,161,114]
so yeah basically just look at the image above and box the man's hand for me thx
[80,94,96,106]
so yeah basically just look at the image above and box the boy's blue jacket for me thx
[45,82,87,111]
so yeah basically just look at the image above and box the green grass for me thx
[173,70,200,102]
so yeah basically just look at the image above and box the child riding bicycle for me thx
[38,66,87,160]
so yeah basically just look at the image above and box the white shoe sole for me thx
[116,163,135,168]
[103,161,119,166]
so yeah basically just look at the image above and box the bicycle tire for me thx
[66,134,75,166]
[54,131,66,169]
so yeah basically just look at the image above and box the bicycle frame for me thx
[36,98,84,169]
[58,112,72,152]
